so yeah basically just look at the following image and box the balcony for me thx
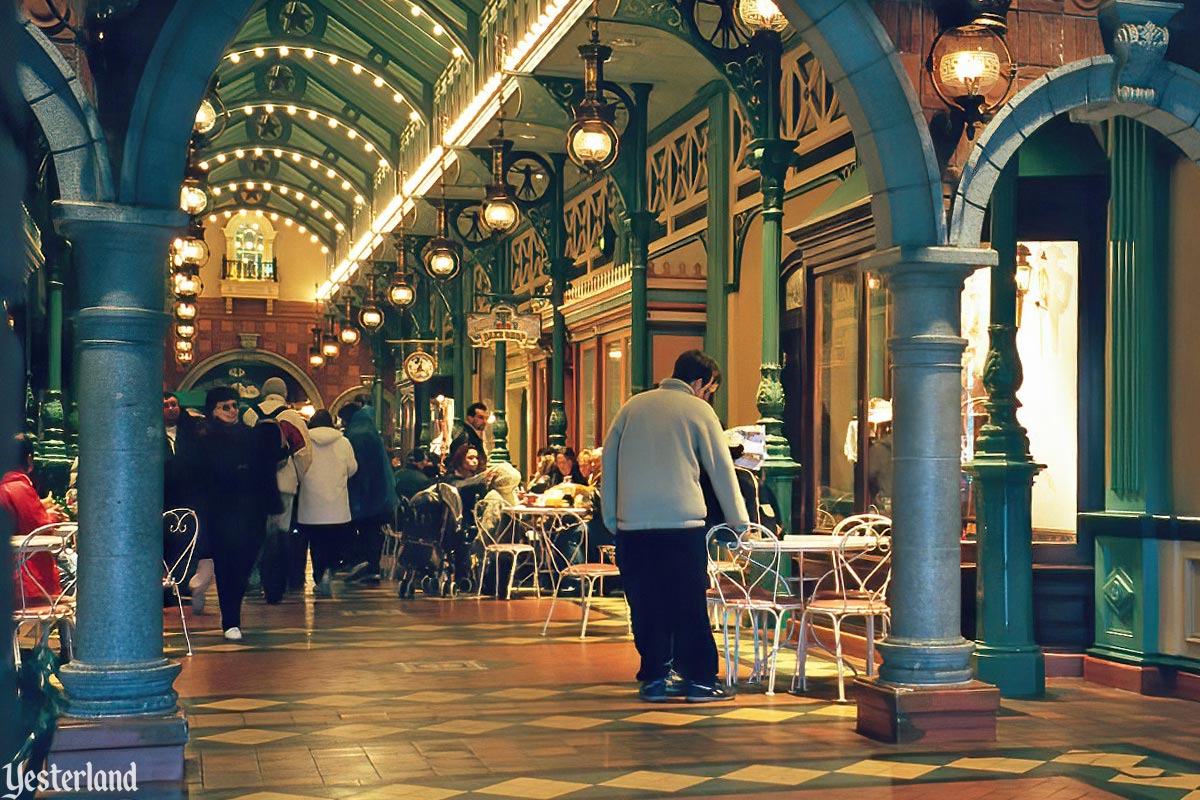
[220,258,279,314]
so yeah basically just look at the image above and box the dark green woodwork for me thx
[705,88,731,420]
[1088,517,1160,664]
[1105,118,1169,514]
[452,279,468,412]
[33,250,73,495]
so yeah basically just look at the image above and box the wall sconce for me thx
[1014,242,1031,328]
[926,2,1014,139]
[566,14,619,175]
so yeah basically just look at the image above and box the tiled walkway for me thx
[170,582,1200,800]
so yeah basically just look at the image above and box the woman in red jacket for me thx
[2,435,64,602]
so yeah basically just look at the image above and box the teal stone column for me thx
[965,162,1045,697]
[53,201,183,717]
[864,246,995,687]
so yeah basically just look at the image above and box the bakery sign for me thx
[466,302,541,349]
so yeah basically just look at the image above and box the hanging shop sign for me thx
[403,349,437,383]
[467,302,541,349]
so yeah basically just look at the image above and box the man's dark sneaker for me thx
[685,680,735,703]
[342,561,371,583]
[638,672,686,702]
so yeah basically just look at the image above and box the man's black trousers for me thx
[615,529,717,684]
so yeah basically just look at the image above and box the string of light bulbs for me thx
[226,103,396,170]
[207,179,349,232]
[200,147,368,204]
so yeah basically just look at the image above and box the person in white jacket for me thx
[297,409,357,597]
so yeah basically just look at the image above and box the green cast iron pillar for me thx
[452,277,469,413]
[548,153,569,448]
[35,242,74,495]
[489,248,511,464]
[626,83,652,395]
[964,161,1045,697]
[53,201,184,717]
[705,87,731,420]
[414,276,433,446]
[747,31,799,528]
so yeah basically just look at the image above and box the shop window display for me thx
[961,241,1079,537]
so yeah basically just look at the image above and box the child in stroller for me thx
[396,483,474,598]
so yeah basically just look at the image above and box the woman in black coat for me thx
[193,386,283,640]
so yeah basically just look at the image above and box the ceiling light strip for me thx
[228,103,396,170]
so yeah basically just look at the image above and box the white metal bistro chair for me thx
[474,498,540,600]
[706,522,804,695]
[162,508,200,656]
[12,521,78,666]
[539,511,623,638]
[793,513,892,702]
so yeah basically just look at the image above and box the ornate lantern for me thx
[566,16,619,175]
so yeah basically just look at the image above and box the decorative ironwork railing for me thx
[511,227,549,296]
[563,179,609,266]
[647,111,709,240]
[222,257,277,282]
[564,261,632,303]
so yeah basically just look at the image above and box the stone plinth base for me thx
[48,710,188,783]
[855,678,1000,743]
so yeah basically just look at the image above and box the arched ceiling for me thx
[196,0,483,257]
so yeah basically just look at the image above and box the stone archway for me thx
[118,0,258,207]
[778,0,945,248]
[951,57,1200,247]
[17,19,113,202]
[179,347,324,409]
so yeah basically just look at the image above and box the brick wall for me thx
[163,297,378,408]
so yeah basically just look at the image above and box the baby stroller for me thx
[396,483,473,598]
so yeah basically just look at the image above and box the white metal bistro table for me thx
[499,505,591,589]
[727,533,880,690]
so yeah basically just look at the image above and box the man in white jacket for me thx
[602,350,749,703]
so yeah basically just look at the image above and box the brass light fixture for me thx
[1014,242,1032,328]
[172,220,210,268]
[180,173,210,216]
[481,116,520,235]
[174,300,198,321]
[926,2,1015,137]
[172,270,203,299]
[321,313,341,361]
[338,295,361,345]
[387,230,417,310]
[175,339,194,355]
[176,349,194,364]
[737,0,789,32]
[423,201,462,280]
[308,325,326,368]
[193,81,227,141]
[358,272,386,331]
[566,13,619,175]
[175,321,196,339]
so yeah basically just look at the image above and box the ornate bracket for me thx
[1100,0,1182,104]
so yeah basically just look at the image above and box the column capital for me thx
[52,200,185,239]
[862,246,996,281]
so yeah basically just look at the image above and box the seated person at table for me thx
[444,444,494,533]
[2,434,64,603]
[548,447,585,488]
[525,447,557,494]
[476,462,522,539]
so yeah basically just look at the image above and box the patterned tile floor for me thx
[169,580,1200,800]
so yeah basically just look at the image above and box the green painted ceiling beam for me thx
[205,168,355,221]
[196,142,375,194]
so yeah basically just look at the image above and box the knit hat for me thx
[262,377,287,399]
[204,386,239,417]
